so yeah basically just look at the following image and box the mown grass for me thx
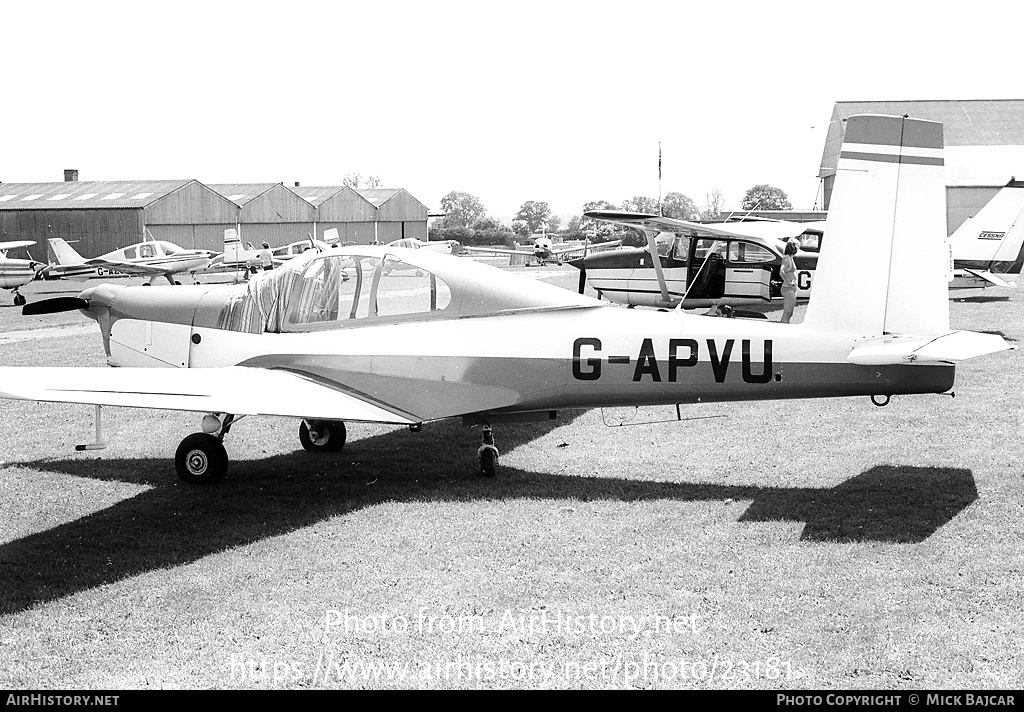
[0,274,1021,689]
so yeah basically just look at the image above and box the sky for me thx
[2,0,1022,222]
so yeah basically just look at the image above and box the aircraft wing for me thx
[551,240,622,255]
[462,246,534,257]
[0,240,36,251]
[83,258,169,276]
[0,366,419,425]
[585,211,813,242]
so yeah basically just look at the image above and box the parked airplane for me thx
[2,115,1013,485]
[386,237,462,255]
[465,235,621,266]
[205,229,330,275]
[0,241,45,306]
[948,180,1024,289]
[44,237,217,285]
[569,216,822,309]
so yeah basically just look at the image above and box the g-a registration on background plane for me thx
[44,234,217,285]
[0,114,1014,484]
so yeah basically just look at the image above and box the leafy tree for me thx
[661,192,698,220]
[438,191,487,229]
[577,200,623,241]
[514,200,553,236]
[700,189,725,220]
[620,195,660,214]
[741,184,792,211]
[471,215,509,232]
[342,172,382,189]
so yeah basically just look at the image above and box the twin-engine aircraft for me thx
[569,216,822,309]
[44,237,217,285]
[0,240,46,306]
[0,115,1014,485]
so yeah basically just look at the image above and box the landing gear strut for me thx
[478,426,499,478]
[12,290,26,307]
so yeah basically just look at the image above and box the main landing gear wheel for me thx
[13,293,26,307]
[299,419,347,452]
[175,433,228,484]
[478,426,499,478]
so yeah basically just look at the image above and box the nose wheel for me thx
[477,426,499,477]
[175,433,228,484]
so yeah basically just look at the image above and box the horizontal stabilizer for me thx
[847,331,1016,365]
[963,268,1017,288]
[0,366,419,424]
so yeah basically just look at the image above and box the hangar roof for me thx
[358,189,402,207]
[820,99,1024,179]
[0,180,192,209]
[207,183,279,205]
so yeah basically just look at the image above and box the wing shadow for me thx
[0,416,977,615]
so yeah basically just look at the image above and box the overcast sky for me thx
[2,0,1020,220]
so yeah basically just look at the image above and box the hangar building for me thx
[0,171,430,257]
[819,100,1024,235]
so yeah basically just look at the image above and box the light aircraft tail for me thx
[948,179,1024,282]
[47,238,86,265]
[803,115,949,337]
[222,228,245,264]
[803,114,1011,363]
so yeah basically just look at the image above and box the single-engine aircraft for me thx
[385,237,462,255]
[464,235,621,266]
[0,240,45,306]
[205,229,332,275]
[44,237,217,285]
[570,215,822,309]
[947,179,1024,289]
[0,115,1013,485]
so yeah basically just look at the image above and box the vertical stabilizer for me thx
[803,115,948,336]
[46,238,86,266]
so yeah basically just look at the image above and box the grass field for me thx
[0,269,1021,689]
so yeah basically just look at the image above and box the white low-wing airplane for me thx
[570,215,822,309]
[205,229,331,275]
[0,115,1014,484]
[465,235,621,266]
[0,240,45,306]
[44,237,217,285]
[386,237,462,255]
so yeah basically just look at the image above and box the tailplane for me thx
[47,238,86,266]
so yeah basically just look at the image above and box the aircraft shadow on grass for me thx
[0,415,977,615]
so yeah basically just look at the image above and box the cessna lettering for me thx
[572,337,774,384]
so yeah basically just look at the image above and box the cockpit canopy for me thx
[212,246,597,335]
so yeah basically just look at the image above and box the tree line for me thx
[429,185,792,247]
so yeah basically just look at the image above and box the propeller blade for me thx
[22,296,89,315]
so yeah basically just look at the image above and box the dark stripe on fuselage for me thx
[839,151,943,166]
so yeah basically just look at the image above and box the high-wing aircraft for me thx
[570,215,822,309]
[464,235,621,266]
[0,115,1013,485]
[947,180,1024,289]
[44,237,217,285]
[0,240,45,306]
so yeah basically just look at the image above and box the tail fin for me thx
[803,114,948,336]
[949,180,1024,274]
[47,238,86,265]
[223,228,243,263]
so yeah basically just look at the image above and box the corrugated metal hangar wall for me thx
[0,175,429,257]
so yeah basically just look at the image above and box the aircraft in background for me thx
[948,180,1024,289]
[571,214,821,309]
[204,228,337,276]
[386,237,462,255]
[464,234,621,266]
[44,237,217,285]
[0,240,45,306]
[1,115,1012,485]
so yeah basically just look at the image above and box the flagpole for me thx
[658,141,663,216]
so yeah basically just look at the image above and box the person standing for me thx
[259,241,274,271]
[780,240,798,323]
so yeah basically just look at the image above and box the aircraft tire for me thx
[299,419,347,452]
[175,433,228,484]
[13,293,26,307]
[478,446,498,478]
